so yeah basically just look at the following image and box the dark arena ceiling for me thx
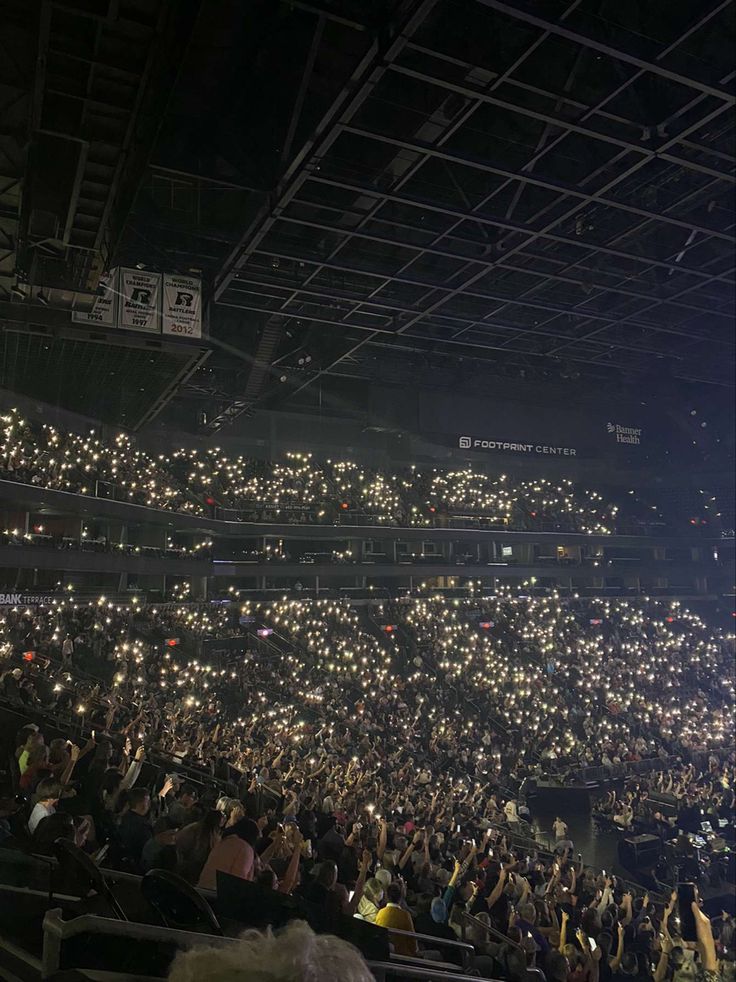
[0,0,734,428]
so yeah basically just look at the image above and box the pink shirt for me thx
[197,836,255,891]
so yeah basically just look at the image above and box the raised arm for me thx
[558,910,569,952]
[279,831,303,895]
[485,868,508,911]
[610,921,625,972]
[376,817,388,861]
[651,933,672,982]
[398,832,422,870]
[307,759,328,780]
[346,850,372,916]
[619,891,633,926]
[59,744,80,786]
[121,746,145,791]
[518,875,532,905]
[596,880,613,913]
[259,828,285,866]
[692,902,718,973]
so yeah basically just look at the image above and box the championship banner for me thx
[71,269,118,326]
[162,274,202,339]
[118,268,161,333]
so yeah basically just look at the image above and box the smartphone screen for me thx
[677,882,697,942]
[588,937,598,953]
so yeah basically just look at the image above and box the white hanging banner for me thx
[72,269,118,326]
[118,268,161,333]
[161,274,202,338]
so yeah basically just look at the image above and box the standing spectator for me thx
[117,787,153,870]
[505,798,520,825]
[61,634,74,667]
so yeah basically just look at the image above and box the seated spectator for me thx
[19,743,52,793]
[141,816,179,872]
[297,860,342,917]
[168,784,200,827]
[215,796,245,828]
[198,817,259,890]
[375,880,418,956]
[355,877,383,922]
[176,809,224,883]
[20,741,79,793]
[517,900,551,955]
[32,812,90,854]
[415,895,463,962]
[28,778,62,834]
[100,748,144,815]
[297,850,370,921]
[0,793,21,846]
[16,726,44,774]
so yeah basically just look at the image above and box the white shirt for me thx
[28,801,55,834]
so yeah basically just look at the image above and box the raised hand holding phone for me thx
[677,883,697,943]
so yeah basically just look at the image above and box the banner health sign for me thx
[73,268,202,339]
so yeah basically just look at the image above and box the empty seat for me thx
[142,868,222,935]
[53,840,127,921]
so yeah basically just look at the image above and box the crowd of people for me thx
[0,527,212,561]
[0,588,733,980]
[595,763,733,829]
[0,407,670,533]
[2,592,733,780]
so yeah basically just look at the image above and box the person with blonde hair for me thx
[167,918,373,982]
[355,876,383,922]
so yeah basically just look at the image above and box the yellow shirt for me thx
[375,903,418,956]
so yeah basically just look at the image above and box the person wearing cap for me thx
[415,895,461,956]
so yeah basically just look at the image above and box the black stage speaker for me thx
[618,834,662,871]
